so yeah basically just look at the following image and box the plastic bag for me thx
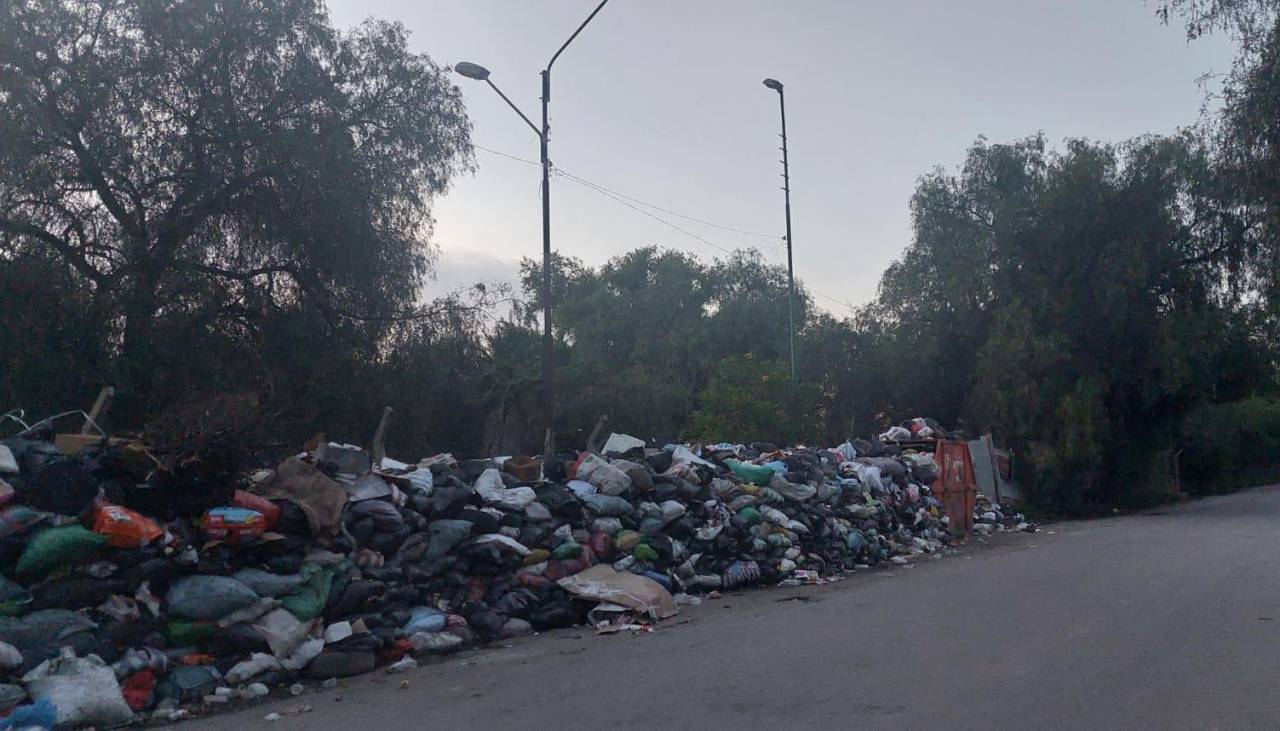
[725,460,775,487]
[0,642,20,671]
[22,648,133,727]
[166,575,259,620]
[225,652,281,683]
[575,454,632,496]
[232,568,305,598]
[583,494,633,517]
[402,607,447,634]
[92,501,163,548]
[279,563,336,622]
[16,525,107,578]
[0,576,32,616]
[252,607,314,658]
[0,700,56,731]
[474,469,536,509]
[0,505,50,539]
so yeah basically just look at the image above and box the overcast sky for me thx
[328,0,1234,313]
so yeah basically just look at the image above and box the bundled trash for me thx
[0,419,966,725]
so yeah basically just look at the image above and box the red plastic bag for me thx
[121,670,157,711]
[231,490,280,529]
[92,501,164,548]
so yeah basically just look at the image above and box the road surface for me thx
[187,486,1280,730]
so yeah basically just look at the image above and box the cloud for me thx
[421,247,521,302]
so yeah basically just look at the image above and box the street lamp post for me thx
[763,78,796,384]
[456,0,610,460]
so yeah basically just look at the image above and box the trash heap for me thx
[0,427,958,726]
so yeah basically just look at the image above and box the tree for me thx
[519,247,712,442]
[1155,0,1279,47]
[0,0,473,417]
[877,131,1267,509]
[686,354,808,444]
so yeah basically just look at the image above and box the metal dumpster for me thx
[932,440,977,534]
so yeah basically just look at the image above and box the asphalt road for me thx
[188,487,1280,730]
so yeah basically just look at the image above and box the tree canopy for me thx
[0,0,472,416]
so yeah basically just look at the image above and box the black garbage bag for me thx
[31,577,130,611]
[19,460,99,515]
[644,451,673,474]
[493,588,538,619]
[325,580,387,622]
[456,459,496,482]
[206,622,272,656]
[425,520,474,561]
[428,485,478,519]
[458,508,500,535]
[465,606,508,642]
[542,457,566,483]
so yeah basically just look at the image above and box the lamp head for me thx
[454,62,491,81]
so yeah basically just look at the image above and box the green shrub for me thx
[1179,396,1280,494]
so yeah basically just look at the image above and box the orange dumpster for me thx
[932,440,977,534]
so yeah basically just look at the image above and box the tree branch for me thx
[0,218,109,287]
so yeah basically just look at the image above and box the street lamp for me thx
[763,78,796,384]
[456,0,611,460]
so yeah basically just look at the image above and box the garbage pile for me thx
[0,425,960,726]
[972,494,1035,535]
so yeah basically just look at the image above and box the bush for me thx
[685,355,818,444]
[1179,396,1280,494]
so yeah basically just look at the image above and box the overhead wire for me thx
[472,143,859,315]
[474,144,782,243]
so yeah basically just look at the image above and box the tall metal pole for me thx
[456,0,610,461]
[766,81,797,383]
[539,0,609,459]
[540,70,554,460]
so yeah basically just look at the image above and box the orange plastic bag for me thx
[92,501,164,548]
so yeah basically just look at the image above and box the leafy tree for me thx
[0,0,472,417]
[686,354,809,444]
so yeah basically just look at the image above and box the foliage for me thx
[0,0,473,419]
[1179,395,1280,492]
[685,355,808,444]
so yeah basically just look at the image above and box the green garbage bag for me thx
[552,542,582,560]
[737,506,763,526]
[632,543,659,562]
[726,460,775,487]
[280,563,339,621]
[165,620,216,645]
[16,526,107,578]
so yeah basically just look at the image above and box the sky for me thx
[328,0,1236,314]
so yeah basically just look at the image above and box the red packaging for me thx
[231,490,280,529]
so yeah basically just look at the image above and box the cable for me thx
[554,169,780,239]
[473,144,782,240]
[554,170,741,257]
[473,144,541,167]
[473,144,857,315]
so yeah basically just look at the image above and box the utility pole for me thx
[455,0,611,459]
[763,78,796,383]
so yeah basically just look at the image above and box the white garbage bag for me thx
[22,648,133,727]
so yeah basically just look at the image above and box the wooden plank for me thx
[80,386,115,435]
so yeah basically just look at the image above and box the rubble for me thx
[0,412,1007,726]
